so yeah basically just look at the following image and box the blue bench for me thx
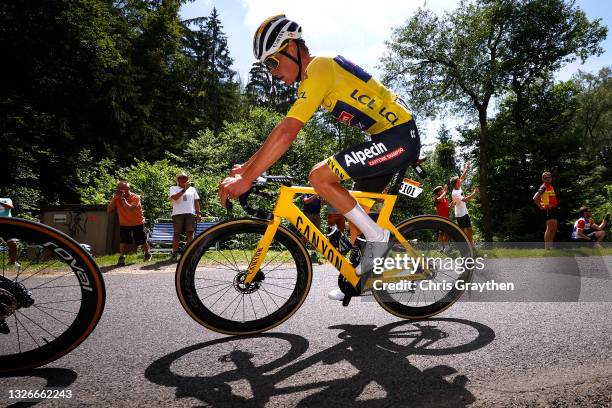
[149,219,218,254]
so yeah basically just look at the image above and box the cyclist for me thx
[219,15,420,301]
[532,171,558,250]
[571,206,607,247]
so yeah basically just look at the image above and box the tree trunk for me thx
[478,108,494,242]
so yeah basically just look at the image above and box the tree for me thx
[245,62,298,114]
[381,0,606,241]
[182,8,240,132]
[505,0,606,202]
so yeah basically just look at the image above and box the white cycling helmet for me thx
[253,14,302,63]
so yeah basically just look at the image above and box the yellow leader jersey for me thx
[286,56,412,135]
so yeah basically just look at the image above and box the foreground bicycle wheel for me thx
[373,216,473,319]
[0,218,105,374]
[176,219,312,335]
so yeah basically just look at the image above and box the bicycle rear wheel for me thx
[0,218,105,374]
[373,216,473,319]
[176,219,312,335]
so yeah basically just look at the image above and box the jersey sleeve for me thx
[286,57,333,124]
[169,186,180,198]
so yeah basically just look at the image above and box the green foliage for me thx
[382,0,607,240]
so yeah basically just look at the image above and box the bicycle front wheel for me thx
[0,218,105,374]
[176,219,312,335]
[373,216,473,319]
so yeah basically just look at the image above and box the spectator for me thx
[0,196,19,267]
[433,185,452,245]
[571,206,607,247]
[532,171,558,250]
[169,172,201,261]
[450,162,479,244]
[107,181,151,266]
[324,199,346,234]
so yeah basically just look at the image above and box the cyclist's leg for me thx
[348,173,394,242]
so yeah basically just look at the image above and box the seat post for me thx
[385,167,410,195]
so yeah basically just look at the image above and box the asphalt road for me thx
[1,257,611,407]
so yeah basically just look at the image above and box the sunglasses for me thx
[263,42,289,71]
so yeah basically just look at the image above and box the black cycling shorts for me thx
[120,224,147,245]
[326,120,421,193]
[456,215,472,228]
[542,207,558,221]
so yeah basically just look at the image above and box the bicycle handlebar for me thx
[226,174,293,219]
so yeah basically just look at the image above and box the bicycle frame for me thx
[243,185,428,288]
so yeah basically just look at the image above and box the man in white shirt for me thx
[450,163,479,244]
[0,197,19,266]
[169,172,201,260]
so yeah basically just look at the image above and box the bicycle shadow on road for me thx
[0,368,77,408]
[145,318,495,407]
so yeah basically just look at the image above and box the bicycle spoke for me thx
[201,283,234,301]
[201,254,240,272]
[208,284,235,309]
[16,310,57,340]
[14,313,42,348]
[32,305,71,327]
[35,304,79,315]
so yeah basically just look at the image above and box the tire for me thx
[176,218,312,335]
[0,218,105,374]
[373,215,473,319]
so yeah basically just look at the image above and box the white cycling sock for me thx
[344,204,386,241]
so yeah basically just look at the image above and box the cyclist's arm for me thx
[119,195,138,211]
[241,117,304,182]
[576,226,590,240]
[464,190,478,202]
[0,200,13,209]
[303,194,319,204]
[195,199,201,216]
[459,162,470,183]
[533,191,543,209]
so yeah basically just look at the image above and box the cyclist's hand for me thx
[219,175,251,208]
[230,164,245,177]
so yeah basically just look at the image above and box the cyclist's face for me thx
[269,43,298,85]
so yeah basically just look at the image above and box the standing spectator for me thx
[571,207,607,247]
[433,185,451,245]
[302,193,322,231]
[169,172,201,261]
[107,181,151,266]
[0,196,19,266]
[324,199,346,234]
[533,171,558,250]
[451,162,479,244]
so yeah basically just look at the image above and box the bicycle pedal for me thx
[342,295,352,307]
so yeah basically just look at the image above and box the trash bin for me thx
[41,204,120,255]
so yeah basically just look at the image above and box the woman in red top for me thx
[434,185,451,244]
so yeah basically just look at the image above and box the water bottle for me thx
[326,226,352,254]
[349,236,366,266]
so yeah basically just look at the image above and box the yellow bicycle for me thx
[176,167,473,335]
